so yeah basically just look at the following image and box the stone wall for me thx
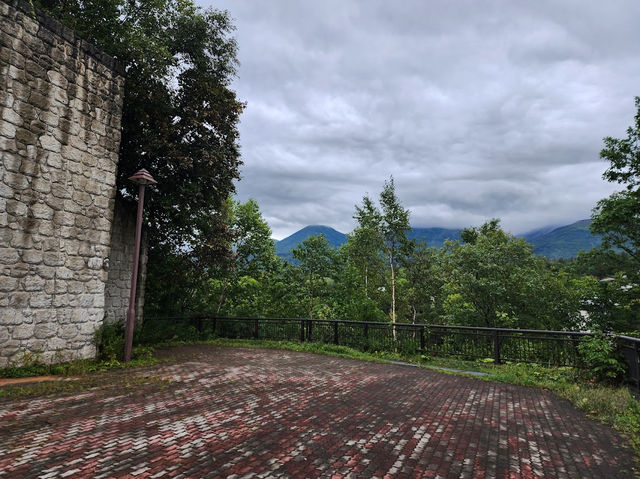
[104,198,148,325]
[0,0,126,366]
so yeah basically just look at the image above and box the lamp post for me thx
[124,168,157,362]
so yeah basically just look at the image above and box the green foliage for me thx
[583,274,640,332]
[0,350,48,378]
[591,97,640,268]
[137,319,202,345]
[95,322,125,361]
[566,249,636,279]
[0,327,157,380]
[36,0,243,251]
[442,221,538,327]
[351,177,413,324]
[292,235,339,319]
[577,333,626,383]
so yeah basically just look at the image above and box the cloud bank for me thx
[202,0,640,239]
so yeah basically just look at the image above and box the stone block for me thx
[23,275,45,291]
[2,107,21,126]
[2,154,21,171]
[4,171,29,190]
[29,292,52,308]
[8,291,29,307]
[51,184,72,199]
[19,158,38,176]
[53,210,74,226]
[0,247,20,264]
[66,256,86,271]
[31,202,54,219]
[39,134,62,152]
[0,276,18,292]
[59,324,79,340]
[34,324,55,339]
[46,70,68,89]
[72,190,92,206]
[12,323,34,340]
[10,230,34,248]
[67,280,83,294]
[43,252,65,267]
[22,249,43,264]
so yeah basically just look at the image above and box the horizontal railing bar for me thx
[145,316,594,336]
[616,335,640,344]
[427,324,592,336]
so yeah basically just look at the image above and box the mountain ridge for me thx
[274,220,602,260]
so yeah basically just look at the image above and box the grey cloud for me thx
[203,0,639,238]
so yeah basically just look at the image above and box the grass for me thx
[0,373,171,401]
[0,345,162,400]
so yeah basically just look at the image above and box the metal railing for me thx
[142,316,640,389]
[617,335,640,390]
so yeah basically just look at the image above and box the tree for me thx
[36,0,244,265]
[379,178,414,325]
[348,196,385,298]
[292,235,338,320]
[403,245,445,324]
[351,178,413,328]
[591,97,640,269]
[442,221,539,328]
[213,199,278,314]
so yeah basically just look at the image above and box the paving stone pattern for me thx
[0,346,637,478]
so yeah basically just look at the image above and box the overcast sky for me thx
[201,0,640,240]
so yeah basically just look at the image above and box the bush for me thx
[577,333,625,384]
[94,322,125,361]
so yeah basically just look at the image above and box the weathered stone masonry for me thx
[104,198,147,325]
[0,0,126,366]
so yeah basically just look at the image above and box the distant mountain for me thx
[275,220,602,261]
[521,225,561,242]
[408,227,461,248]
[275,225,347,261]
[523,219,602,259]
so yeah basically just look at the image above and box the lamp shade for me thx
[128,168,157,185]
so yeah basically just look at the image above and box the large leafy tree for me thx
[36,0,244,261]
[403,245,445,324]
[379,178,414,325]
[347,196,386,298]
[591,97,640,268]
[443,221,541,328]
[292,235,338,320]
[353,178,413,326]
[213,198,279,314]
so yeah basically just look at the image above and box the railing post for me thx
[635,341,640,392]
[253,318,259,339]
[307,320,313,342]
[300,320,305,342]
[212,317,217,335]
[420,326,425,352]
[333,321,339,345]
[493,329,501,364]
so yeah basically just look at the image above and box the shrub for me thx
[577,333,625,384]
[94,322,125,361]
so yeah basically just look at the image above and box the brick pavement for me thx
[0,345,637,478]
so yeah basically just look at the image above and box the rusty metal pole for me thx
[124,169,156,362]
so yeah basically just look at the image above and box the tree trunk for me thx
[364,265,369,298]
[215,280,230,315]
[390,252,396,341]
[308,272,313,320]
